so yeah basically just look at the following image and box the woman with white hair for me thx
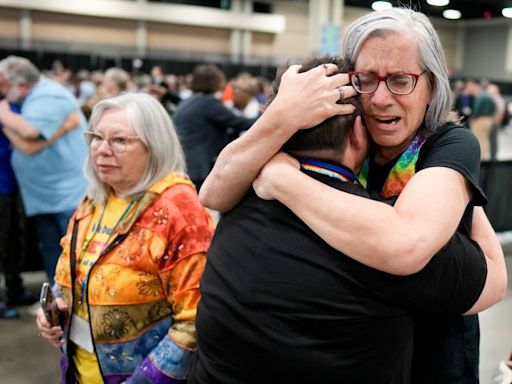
[35,92,213,384]
[199,7,506,384]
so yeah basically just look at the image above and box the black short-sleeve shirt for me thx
[366,124,487,384]
[418,123,487,236]
[190,168,486,384]
[416,123,486,205]
[368,123,487,236]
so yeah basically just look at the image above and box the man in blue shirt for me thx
[0,102,24,318]
[0,56,87,285]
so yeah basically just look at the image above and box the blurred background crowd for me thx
[0,0,512,382]
[1,56,512,318]
[43,61,273,120]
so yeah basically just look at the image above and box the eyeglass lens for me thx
[86,133,131,153]
[351,73,417,95]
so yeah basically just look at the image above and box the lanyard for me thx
[298,157,361,185]
[77,197,138,305]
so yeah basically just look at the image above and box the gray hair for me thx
[0,55,40,86]
[85,92,186,204]
[104,67,130,93]
[342,7,455,135]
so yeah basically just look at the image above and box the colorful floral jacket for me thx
[54,173,214,384]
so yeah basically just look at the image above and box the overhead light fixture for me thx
[443,9,461,19]
[503,7,512,18]
[427,0,449,6]
[371,1,392,11]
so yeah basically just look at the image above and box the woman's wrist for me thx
[275,165,305,201]
[261,99,302,137]
[260,161,301,202]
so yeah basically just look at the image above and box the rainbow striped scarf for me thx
[358,134,426,198]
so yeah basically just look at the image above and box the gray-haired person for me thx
[200,7,506,384]
[190,56,503,384]
[35,93,213,384]
[0,55,88,286]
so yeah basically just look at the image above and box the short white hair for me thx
[342,7,455,135]
[84,92,186,204]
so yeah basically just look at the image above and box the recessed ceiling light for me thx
[427,0,449,6]
[371,1,392,11]
[443,9,461,19]
[503,7,512,18]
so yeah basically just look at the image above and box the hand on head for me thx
[267,63,357,133]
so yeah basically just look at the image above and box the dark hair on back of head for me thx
[266,56,361,154]
[191,64,226,94]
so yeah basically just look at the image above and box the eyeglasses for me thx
[84,131,141,153]
[348,70,427,95]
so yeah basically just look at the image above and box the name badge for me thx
[69,314,94,353]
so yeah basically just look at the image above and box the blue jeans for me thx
[33,210,74,285]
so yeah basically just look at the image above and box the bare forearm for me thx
[3,112,81,155]
[60,112,81,133]
[1,112,40,139]
[471,208,502,256]
[267,169,425,274]
[3,126,47,155]
[261,166,470,275]
[199,63,357,212]
[199,105,298,211]
[45,112,80,144]
[465,207,507,314]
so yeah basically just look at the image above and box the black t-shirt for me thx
[189,168,486,384]
[367,123,487,236]
[366,123,487,384]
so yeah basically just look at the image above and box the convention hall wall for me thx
[0,2,511,86]
[0,5,395,76]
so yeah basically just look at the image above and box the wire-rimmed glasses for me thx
[84,131,141,153]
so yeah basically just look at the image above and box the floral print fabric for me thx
[54,173,214,383]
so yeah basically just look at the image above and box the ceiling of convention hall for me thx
[152,1,512,21]
[344,0,512,20]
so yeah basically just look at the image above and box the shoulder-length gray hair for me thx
[342,7,455,135]
[85,92,186,204]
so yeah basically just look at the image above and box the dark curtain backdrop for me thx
[480,160,512,232]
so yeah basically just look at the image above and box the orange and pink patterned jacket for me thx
[54,173,214,384]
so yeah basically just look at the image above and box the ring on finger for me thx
[337,86,345,103]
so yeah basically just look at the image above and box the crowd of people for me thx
[37,60,271,121]
[452,78,509,160]
[0,57,269,320]
[0,5,509,384]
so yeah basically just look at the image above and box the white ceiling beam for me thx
[0,0,286,34]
